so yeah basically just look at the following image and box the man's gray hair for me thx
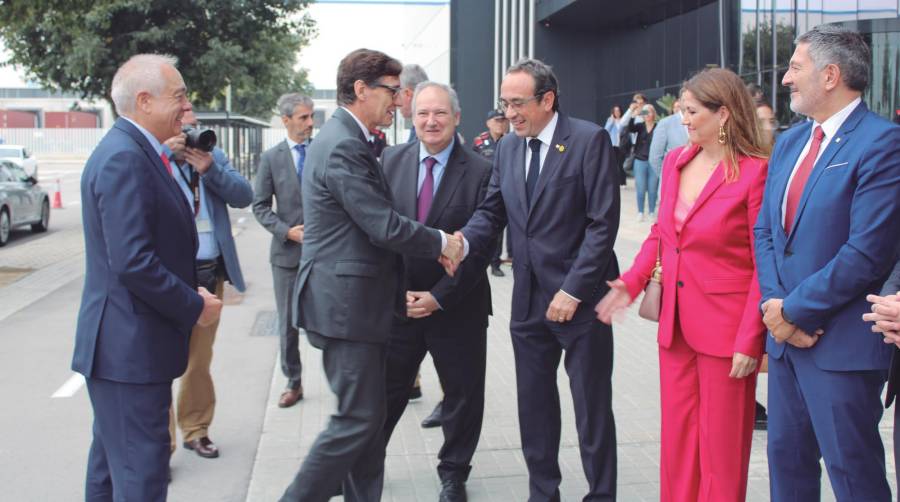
[507,57,560,111]
[412,82,461,115]
[796,25,870,92]
[400,64,429,91]
[110,54,179,116]
[276,93,314,117]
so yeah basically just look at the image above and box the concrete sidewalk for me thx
[244,182,896,501]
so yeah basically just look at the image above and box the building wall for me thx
[534,2,722,125]
[450,0,497,141]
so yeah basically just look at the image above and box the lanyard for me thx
[175,163,201,217]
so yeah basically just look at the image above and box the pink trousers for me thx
[658,326,758,501]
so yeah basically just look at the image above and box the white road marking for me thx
[237,217,246,225]
[51,373,85,398]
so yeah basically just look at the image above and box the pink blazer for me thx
[620,145,768,358]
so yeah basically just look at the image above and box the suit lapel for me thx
[681,159,726,228]
[511,137,529,218]
[773,123,811,233]
[115,119,195,227]
[786,103,866,243]
[426,142,467,226]
[397,143,419,219]
[663,145,698,242]
[277,140,303,199]
[529,114,571,219]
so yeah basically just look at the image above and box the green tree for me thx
[0,0,316,119]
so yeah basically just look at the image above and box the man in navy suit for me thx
[459,58,620,502]
[73,54,222,501]
[754,26,900,500]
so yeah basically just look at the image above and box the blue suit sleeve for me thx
[202,148,253,208]
[96,151,203,329]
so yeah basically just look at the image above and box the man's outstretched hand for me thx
[439,231,464,276]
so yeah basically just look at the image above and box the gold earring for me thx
[717,125,727,145]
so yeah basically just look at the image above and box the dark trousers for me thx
[491,231,504,268]
[767,346,890,501]
[272,264,302,389]
[280,331,387,502]
[383,317,487,482]
[85,377,172,502]
[895,406,900,502]
[511,292,617,502]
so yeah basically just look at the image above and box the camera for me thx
[183,126,217,152]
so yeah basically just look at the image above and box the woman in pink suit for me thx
[596,68,769,501]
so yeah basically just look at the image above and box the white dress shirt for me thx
[525,112,559,178]
[286,136,310,168]
[781,97,861,226]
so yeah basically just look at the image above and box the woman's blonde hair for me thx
[681,68,770,182]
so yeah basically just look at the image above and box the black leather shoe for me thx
[409,385,423,401]
[439,479,467,502]
[491,266,505,277]
[754,401,767,431]
[184,437,220,458]
[421,401,443,428]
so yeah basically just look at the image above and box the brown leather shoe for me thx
[278,386,304,408]
[183,437,219,459]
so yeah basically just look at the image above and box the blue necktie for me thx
[525,138,542,206]
[293,143,306,185]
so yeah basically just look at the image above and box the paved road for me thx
[0,169,895,501]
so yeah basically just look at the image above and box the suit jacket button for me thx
[677,281,684,288]
[675,247,680,254]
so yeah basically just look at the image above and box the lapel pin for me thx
[835,137,841,143]
[555,144,566,153]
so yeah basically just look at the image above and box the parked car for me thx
[0,159,49,246]
[0,144,38,177]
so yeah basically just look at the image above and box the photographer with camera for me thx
[163,109,253,463]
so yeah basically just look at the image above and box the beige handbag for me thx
[638,240,662,322]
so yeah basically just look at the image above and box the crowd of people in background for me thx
[69,22,900,502]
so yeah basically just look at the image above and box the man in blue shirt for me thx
[164,109,253,460]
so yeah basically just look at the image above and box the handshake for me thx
[438,231,466,277]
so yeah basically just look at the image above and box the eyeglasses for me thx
[497,94,543,113]
[370,83,402,97]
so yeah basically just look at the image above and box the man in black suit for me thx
[380,82,493,502]
[458,58,620,501]
[865,259,900,493]
[252,93,315,408]
[279,48,464,502]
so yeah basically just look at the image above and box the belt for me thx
[196,258,220,271]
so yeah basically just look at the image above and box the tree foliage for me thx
[0,0,316,119]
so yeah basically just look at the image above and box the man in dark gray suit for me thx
[459,58,620,501]
[252,93,314,408]
[381,82,493,502]
[279,49,464,502]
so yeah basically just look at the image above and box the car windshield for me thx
[0,147,22,158]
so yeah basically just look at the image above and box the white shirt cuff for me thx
[561,289,581,303]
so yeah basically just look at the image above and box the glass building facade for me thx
[449,0,900,140]
[731,1,900,124]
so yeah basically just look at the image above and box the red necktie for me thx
[417,157,436,223]
[784,126,825,235]
[160,152,173,177]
